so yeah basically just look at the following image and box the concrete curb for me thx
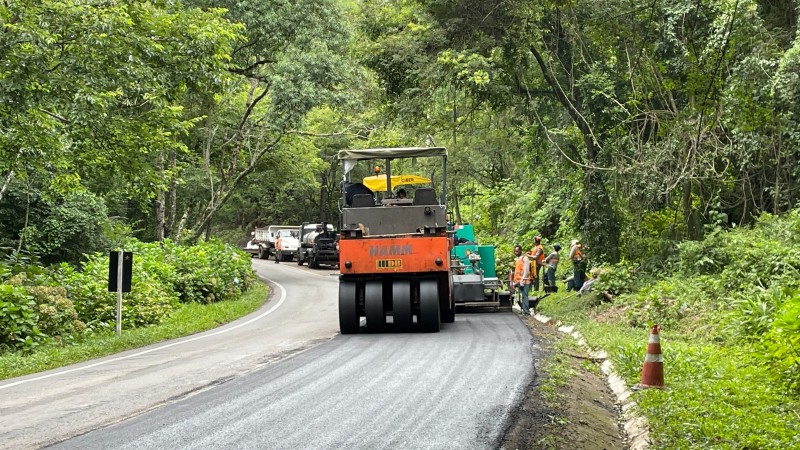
[532,313,651,450]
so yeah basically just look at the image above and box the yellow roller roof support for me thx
[362,174,431,192]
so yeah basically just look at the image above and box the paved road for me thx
[1,259,537,449]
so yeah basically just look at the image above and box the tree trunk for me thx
[683,180,703,240]
[154,150,165,242]
[530,43,620,262]
[165,149,178,238]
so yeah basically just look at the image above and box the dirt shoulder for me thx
[501,313,626,450]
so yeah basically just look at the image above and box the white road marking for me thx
[0,278,286,391]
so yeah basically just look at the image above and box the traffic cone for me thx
[638,324,664,389]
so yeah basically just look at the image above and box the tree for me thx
[0,0,242,245]
[177,0,352,241]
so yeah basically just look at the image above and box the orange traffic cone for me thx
[638,324,664,389]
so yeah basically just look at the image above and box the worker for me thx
[530,236,545,292]
[396,188,407,199]
[544,243,561,288]
[569,239,586,291]
[275,234,283,264]
[513,244,533,316]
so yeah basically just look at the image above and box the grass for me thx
[537,290,800,449]
[0,282,269,381]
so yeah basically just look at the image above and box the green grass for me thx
[537,291,800,449]
[0,283,269,380]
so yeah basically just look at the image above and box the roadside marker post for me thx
[108,250,133,335]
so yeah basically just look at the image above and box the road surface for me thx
[0,259,537,449]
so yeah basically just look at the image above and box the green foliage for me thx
[15,239,257,344]
[763,288,800,391]
[21,190,110,265]
[171,240,255,304]
[593,262,638,297]
[0,284,45,352]
[26,285,85,345]
[0,283,268,380]
[0,0,242,211]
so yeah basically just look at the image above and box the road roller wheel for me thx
[339,281,359,334]
[365,281,385,332]
[418,280,440,333]
[392,280,413,332]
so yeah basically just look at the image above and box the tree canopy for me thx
[1,0,798,268]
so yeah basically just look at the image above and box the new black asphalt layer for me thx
[50,313,536,449]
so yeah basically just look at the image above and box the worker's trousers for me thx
[518,282,532,314]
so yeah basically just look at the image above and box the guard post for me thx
[108,250,133,335]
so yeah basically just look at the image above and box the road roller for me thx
[337,147,454,333]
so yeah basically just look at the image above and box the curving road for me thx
[0,259,537,449]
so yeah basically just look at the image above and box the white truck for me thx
[247,225,300,261]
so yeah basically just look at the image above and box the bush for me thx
[594,262,638,297]
[172,240,255,304]
[0,284,45,352]
[1,238,256,354]
[20,191,111,265]
[27,286,85,345]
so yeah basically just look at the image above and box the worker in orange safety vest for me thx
[529,236,545,292]
[513,244,533,316]
[569,239,586,291]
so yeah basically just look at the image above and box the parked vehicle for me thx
[449,223,510,309]
[297,222,339,269]
[248,225,300,260]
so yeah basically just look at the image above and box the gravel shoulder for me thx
[501,313,626,449]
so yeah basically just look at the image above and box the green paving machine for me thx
[449,224,510,309]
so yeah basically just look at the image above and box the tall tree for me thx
[178,0,352,241]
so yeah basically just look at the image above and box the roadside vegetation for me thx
[533,210,800,449]
[0,241,264,380]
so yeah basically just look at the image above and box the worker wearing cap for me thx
[530,236,545,292]
[544,243,561,288]
[569,239,586,291]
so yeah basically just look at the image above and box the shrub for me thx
[762,288,800,391]
[27,286,86,345]
[172,240,255,304]
[0,284,45,352]
[594,262,638,297]
[20,191,111,265]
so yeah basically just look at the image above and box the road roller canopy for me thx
[337,147,447,162]
[361,174,431,192]
[339,146,448,205]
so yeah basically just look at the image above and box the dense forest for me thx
[2,0,798,265]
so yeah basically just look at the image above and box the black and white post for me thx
[116,249,123,335]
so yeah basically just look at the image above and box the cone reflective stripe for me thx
[639,324,664,388]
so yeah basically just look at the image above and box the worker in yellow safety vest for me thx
[513,244,533,316]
